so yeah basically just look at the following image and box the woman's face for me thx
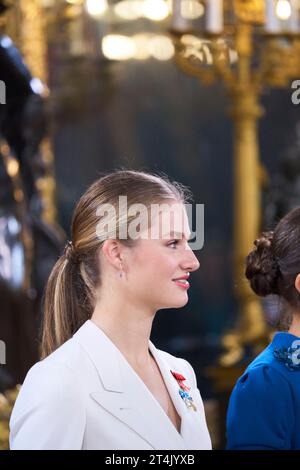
[123,200,200,311]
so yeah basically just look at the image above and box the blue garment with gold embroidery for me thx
[226,332,300,450]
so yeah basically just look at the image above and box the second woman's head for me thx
[42,170,200,356]
[245,207,300,326]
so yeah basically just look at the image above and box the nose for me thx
[181,245,200,272]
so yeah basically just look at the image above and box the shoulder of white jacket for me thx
[10,341,87,435]
[25,336,84,383]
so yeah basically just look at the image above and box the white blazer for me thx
[9,320,212,450]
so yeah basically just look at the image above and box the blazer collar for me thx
[74,319,123,393]
[73,320,189,449]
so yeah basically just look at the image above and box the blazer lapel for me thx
[74,320,187,449]
[148,341,189,420]
[149,341,211,450]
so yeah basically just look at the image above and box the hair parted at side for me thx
[245,207,300,327]
[41,169,191,358]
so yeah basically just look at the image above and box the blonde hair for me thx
[41,169,191,357]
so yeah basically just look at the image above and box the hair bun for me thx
[245,231,279,296]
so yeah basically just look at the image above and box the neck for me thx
[288,314,300,338]
[91,299,155,370]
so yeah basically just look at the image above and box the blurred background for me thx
[0,0,300,449]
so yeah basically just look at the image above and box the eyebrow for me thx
[162,231,192,241]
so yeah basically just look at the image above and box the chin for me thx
[169,295,189,308]
[177,297,189,308]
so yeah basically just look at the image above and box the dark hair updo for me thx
[246,207,300,311]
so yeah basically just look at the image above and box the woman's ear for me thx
[295,273,300,294]
[101,239,123,271]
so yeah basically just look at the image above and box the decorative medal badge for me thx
[273,339,300,371]
[171,370,197,411]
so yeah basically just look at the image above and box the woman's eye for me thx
[169,240,179,248]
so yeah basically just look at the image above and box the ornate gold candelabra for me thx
[170,0,300,367]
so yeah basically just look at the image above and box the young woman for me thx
[9,170,212,450]
[227,207,300,450]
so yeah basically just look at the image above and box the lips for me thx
[172,274,190,289]
[173,279,189,284]
[173,274,189,280]
[172,274,190,281]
